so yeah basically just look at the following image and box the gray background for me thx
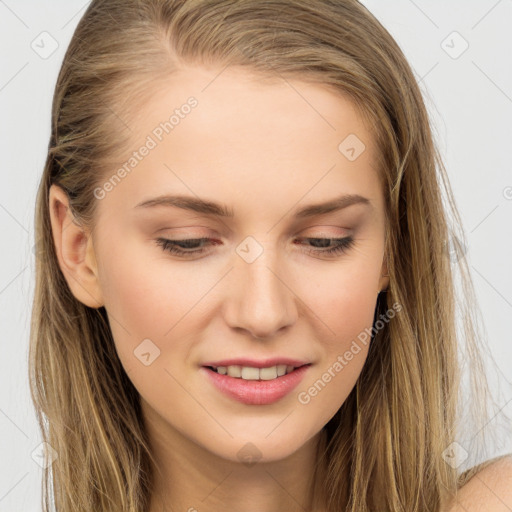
[1,1,511,509]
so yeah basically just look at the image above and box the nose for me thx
[223,245,298,340]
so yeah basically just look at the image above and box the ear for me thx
[378,255,390,293]
[48,184,104,308]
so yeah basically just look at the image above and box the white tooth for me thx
[224,364,292,380]
[227,365,242,378]
[259,366,278,380]
[241,367,260,380]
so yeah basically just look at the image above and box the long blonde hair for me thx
[29,0,506,510]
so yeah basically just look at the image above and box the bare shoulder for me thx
[446,454,512,511]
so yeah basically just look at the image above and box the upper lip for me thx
[202,357,311,369]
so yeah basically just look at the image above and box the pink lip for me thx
[201,357,310,368]
[200,364,311,405]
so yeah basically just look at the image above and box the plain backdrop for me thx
[1,1,511,510]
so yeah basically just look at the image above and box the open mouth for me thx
[201,362,312,405]
[205,363,310,381]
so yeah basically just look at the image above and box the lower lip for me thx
[200,365,311,405]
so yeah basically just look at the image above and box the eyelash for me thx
[155,236,355,258]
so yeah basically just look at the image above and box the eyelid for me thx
[153,225,352,243]
[299,226,352,238]
[154,225,217,235]
[301,227,350,235]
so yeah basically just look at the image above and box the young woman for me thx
[29,0,512,510]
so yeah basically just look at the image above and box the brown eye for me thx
[295,236,355,256]
[155,237,215,257]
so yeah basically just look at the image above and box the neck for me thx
[146,412,329,512]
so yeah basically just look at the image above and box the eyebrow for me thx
[134,193,371,218]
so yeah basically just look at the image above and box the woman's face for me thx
[70,65,388,462]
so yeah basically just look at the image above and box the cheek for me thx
[95,236,218,383]
[296,229,383,341]
[94,238,185,372]
[99,258,167,334]
[295,266,378,414]
[327,286,377,345]
[325,293,374,376]
[303,261,379,344]
[97,236,201,333]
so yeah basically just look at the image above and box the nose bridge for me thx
[226,235,297,338]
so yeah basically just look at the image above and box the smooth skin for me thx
[48,65,511,511]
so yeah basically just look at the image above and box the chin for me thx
[198,425,319,465]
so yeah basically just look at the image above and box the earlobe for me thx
[48,184,104,308]
[379,256,390,293]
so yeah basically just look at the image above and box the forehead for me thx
[99,65,383,221]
